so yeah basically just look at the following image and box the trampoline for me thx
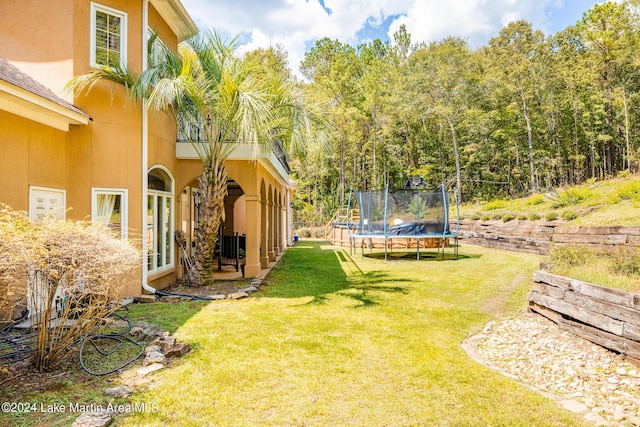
[346,184,460,260]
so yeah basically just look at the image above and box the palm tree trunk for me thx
[187,164,228,286]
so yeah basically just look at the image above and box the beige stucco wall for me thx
[0,0,75,101]
[0,111,68,211]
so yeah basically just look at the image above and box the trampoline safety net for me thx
[348,185,453,238]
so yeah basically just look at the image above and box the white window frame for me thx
[29,186,66,220]
[147,166,174,275]
[90,2,128,69]
[147,27,167,69]
[91,188,128,239]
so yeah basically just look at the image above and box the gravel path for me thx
[463,313,640,426]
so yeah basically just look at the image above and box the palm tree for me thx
[69,29,328,285]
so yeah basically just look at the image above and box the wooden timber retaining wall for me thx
[459,220,640,255]
[529,270,640,366]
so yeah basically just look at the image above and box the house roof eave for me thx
[0,80,90,131]
[150,0,199,42]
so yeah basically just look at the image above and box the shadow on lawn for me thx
[258,240,411,307]
[126,300,209,334]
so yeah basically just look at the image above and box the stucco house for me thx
[0,0,296,296]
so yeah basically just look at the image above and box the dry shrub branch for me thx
[0,205,139,371]
[0,207,31,323]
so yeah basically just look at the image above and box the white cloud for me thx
[179,0,597,76]
[387,0,563,49]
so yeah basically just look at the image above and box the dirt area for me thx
[163,278,255,298]
[1,356,99,401]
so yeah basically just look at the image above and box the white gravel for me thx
[463,313,640,426]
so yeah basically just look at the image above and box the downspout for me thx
[141,0,154,294]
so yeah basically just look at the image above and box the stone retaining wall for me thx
[528,270,640,366]
[459,220,640,255]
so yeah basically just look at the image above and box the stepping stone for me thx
[227,292,249,300]
[133,295,156,303]
[137,363,164,377]
[143,351,166,367]
[71,411,112,427]
[204,294,226,300]
[105,386,133,398]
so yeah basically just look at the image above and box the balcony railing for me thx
[176,118,291,174]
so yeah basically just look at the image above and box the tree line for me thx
[292,0,640,224]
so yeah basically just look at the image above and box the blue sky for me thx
[180,0,611,75]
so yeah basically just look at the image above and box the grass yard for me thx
[119,241,589,426]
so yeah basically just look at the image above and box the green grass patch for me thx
[616,180,640,202]
[117,241,587,427]
[126,300,208,333]
[561,210,579,221]
[501,213,515,222]
[552,187,596,208]
[526,194,545,206]
[548,245,640,293]
[483,199,507,211]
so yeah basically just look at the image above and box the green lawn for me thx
[121,241,589,426]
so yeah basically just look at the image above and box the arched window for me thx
[147,166,174,274]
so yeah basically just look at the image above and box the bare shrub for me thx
[0,206,140,371]
[295,226,325,239]
[0,207,32,323]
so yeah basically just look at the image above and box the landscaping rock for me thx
[465,313,640,427]
[227,291,249,300]
[204,294,226,300]
[584,412,610,426]
[239,286,258,294]
[141,324,166,340]
[159,295,180,303]
[165,343,191,358]
[133,294,156,303]
[143,350,166,367]
[149,335,177,352]
[559,399,588,413]
[251,279,262,287]
[131,321,148,329]
[137,363,164,377]
[128,326,144,340]
[71,411,112,427]
[104,386,132,398]
[129,324,165,341]
[145,345,162,355]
